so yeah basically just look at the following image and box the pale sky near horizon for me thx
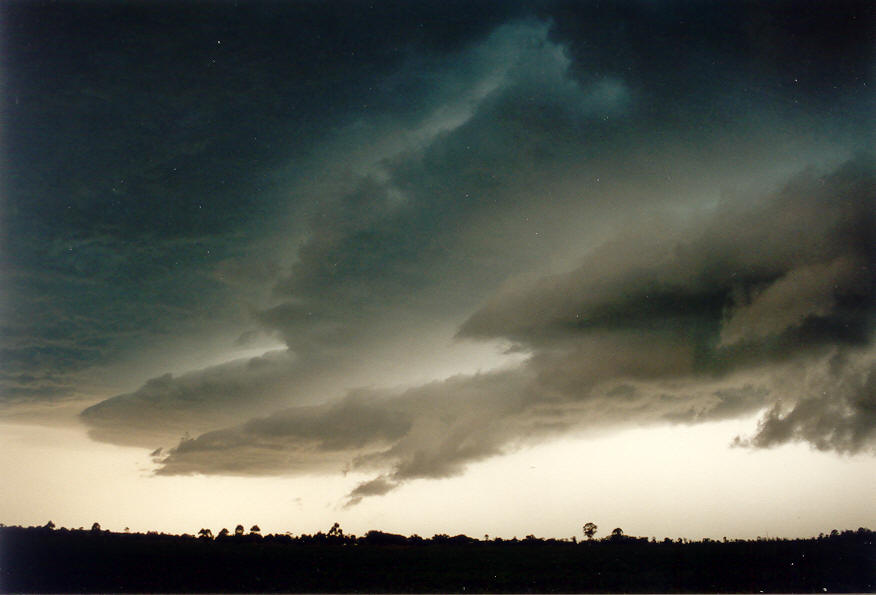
[2,0,874,539]
[3,418,874,539]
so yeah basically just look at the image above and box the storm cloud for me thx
[3,1,873,507]
[153,158,875,502]
[460,157,874,356]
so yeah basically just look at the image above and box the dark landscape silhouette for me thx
[1,522,872,592]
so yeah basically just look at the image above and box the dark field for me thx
[1,525,872,593]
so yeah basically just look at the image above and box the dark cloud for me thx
[735,355,876,454]
[152,158,875,501]
[3,2,872,506]
[1,1,531,406]
[268,19,628,308]
[80,350,299,447]
[459,157,875,359]
[151,345,765,502]
[665,385,772,424]
[153,367,539,496]
[154,391,413,476]
[5,0,869,407]
[0,232,250,405]
[72,17,643,434]
[345,476,401,508]
[545,0,874,133]
[2,0,530,245]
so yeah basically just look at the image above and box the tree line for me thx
[12,519,875,547]
[1,522,872,592]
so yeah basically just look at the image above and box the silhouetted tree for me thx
[91,522,101,533]
[327,522,343,538]
[44,521,55,530]
[583,522,598,540]
[198,528,213,540]
[217,528,229,539]
[250,525,261,535]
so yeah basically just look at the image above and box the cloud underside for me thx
[145,158,874,504]
[58,14,874,506]
[3,0,873,517]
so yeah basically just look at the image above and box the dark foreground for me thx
[1,526,873,593]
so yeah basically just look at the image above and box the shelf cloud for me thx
[148,158,874,503]
[4,1,872,512]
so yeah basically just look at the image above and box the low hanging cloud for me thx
[345,475,399,508]
[718,258,861,347]
[734,351,876,454]
[153,157,875,504]
[80,350,301,447]
[154,391,413,476]
[460,158,874,354]
[77,18,636,447]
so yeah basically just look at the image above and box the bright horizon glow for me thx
[2,417,872,540]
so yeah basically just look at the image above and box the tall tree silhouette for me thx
[583,522,598,540]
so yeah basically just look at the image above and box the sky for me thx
[1,0,874,540]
